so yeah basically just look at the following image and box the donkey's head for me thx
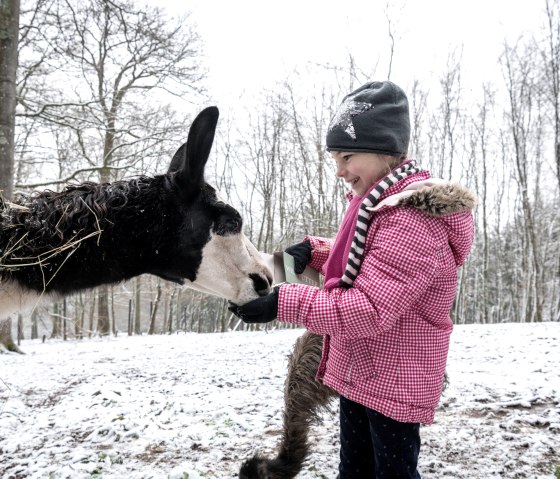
[151,106,272,304]
[0,106,272,314]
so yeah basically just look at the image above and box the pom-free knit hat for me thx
[326,81,410,158]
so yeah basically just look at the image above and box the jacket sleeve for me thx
[279,210,439,338]
[303,235,334,274]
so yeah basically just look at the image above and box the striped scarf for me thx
[338,160,422,287]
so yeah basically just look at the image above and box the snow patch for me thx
[0,323,559,478]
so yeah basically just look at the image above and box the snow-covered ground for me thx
[1,322,559,479]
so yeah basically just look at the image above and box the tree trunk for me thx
[128,299,133,336]
[76,293,85,339]
[0,0,20,353]
[62,298,67,341]
[110,285,116,336]
[544,0,560,191]
[167,288,176,334]
[17,313,23,345]
[51,302,60,338]
[174,290,181,331]
[31,309,38,340]
[97,285,110,336]
[88,293,96,338]
[134,277,142,335]
[163,288,169,333]
[0,317,21,353]
[0,0,19,199]
[148,282,161,335]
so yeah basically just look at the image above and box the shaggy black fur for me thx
[239,333,336,479]
[0,106,243,296]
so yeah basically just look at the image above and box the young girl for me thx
[230,80,476,478]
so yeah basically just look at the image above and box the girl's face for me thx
[331,151,394,197]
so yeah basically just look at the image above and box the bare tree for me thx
[0,0,19,199]
[284,79,344,241]
[541,0,560,191]
[441,51,463,179]
[15,0,204,184]
[460,83,507,325]
[474,85,496,324]
[134,276,142,335]
[148,281,162,335]
[408,79,428,160]
[383,0,405,80]
[502,39,544,322]
[0,0,21,352]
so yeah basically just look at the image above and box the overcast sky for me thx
[153,0,545,110]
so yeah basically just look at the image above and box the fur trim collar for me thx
[366,179,477,217]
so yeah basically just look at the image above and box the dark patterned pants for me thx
[339,395,421,479]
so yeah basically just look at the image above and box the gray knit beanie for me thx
[326,81,410,158]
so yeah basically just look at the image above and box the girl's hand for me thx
[228,286,280,323]
[285,240,312,274]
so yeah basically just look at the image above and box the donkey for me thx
[0,106,272,317]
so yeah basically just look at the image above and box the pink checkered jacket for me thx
[277,171,476,424]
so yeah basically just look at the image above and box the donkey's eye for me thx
[214,216,242,236]
[224,218,241,233]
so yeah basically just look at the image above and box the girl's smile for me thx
[331,151,396,197]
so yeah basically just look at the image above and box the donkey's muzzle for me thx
[250,273,272,297]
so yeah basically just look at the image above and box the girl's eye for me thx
[343,155,352,162]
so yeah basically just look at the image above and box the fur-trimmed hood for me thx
[397,181,477,216]
[366,178,478,217]
[341,174,476,269]
[366,177,476,267]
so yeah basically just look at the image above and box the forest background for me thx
[0,0,559,348]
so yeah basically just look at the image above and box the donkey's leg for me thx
[239,332,337,479]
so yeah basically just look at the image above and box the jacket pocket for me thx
[326,337,352,383]
[350,339,376,380]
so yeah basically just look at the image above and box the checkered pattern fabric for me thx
[278,171,475,424]
[339,160,421,287]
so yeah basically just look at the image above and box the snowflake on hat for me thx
[328,99,374,141]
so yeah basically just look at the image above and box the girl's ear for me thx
[168,106,220,190]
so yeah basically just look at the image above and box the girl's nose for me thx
[336,164,346,177]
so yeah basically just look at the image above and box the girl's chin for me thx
[352,183,366,196]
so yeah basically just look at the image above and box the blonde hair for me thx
[379,153,408,176]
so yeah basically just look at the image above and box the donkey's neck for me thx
[1,176,184,296]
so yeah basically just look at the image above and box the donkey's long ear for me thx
[168,106,219,188]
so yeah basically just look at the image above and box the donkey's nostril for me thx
[249,273,271,297]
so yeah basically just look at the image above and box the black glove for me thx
[285,239,312,274]
[228,286,280,323]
